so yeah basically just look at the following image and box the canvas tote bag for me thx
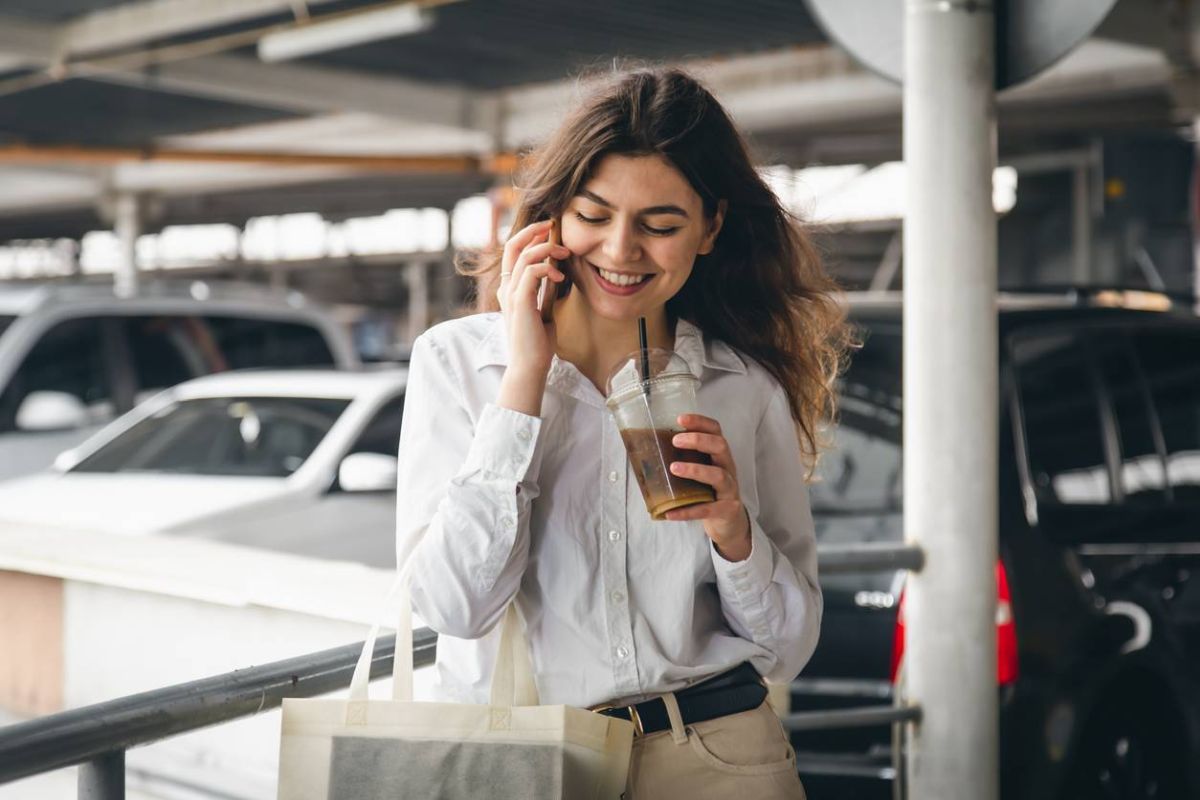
[277,570,634,799]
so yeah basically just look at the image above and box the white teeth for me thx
[597,267,649,287]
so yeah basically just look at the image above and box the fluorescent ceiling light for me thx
[258,5,433,63]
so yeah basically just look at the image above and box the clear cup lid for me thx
[605,348,696,405]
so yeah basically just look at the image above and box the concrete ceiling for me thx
[0,0,1190,240]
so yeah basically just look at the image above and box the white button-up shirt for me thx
[396,312,821,708]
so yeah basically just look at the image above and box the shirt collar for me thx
[474,313,747,377]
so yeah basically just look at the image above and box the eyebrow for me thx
[577,189,690,218]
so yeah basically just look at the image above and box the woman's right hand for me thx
[496,219,570,415]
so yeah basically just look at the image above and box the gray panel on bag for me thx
[328,737,564,799]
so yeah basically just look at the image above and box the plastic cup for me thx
[606,348,716,520]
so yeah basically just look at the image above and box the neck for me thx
[553,290,674,392]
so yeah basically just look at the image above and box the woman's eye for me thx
[643,224,681,236]
[574,212,606,225]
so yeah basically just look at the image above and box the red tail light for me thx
[889,560,1018,686]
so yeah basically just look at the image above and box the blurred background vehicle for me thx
[794,289,1200,800]
[0,368,405,567]
[0,281,358,482]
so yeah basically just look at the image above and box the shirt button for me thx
[517,428,531,442]
[608,530,621,542]
[607,471,618,483]
[502,516,516,529]
[612,591,625,604]
[615,646,630,660]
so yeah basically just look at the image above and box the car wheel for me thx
[1061,701,1187,800]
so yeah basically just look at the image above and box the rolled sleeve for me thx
[711,521,777,644]
[712,382,823,683]
[397,335,546,640]
[460,403,543,486]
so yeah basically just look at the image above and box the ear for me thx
[697,200,727,255]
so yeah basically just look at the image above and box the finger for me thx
[501,229,549,291]
[502,219,555,271]
[515,241,570,273]
[503,238,567,302]
[671,431,732,465]
[664,499,742,522]
[670,461,737,497]
[677,414,722,435]
[514,261,566,308]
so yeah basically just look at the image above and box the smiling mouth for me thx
[588,260,655,292]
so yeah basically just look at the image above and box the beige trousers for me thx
[624,697,807,799]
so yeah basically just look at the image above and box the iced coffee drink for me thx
[607,349,716,520]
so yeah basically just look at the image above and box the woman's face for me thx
[560,154,724,322]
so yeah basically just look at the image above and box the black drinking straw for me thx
[637,316,651,398]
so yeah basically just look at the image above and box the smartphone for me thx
[538,218,571,322]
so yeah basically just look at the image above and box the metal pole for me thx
[113,192,140,298]
[904,2,998,800]
[78,751,124,799]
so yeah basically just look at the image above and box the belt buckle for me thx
[591,703,645,735]
[627,704,645,736]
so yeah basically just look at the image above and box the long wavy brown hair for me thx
[460,67,853,473]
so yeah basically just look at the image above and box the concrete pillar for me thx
[903,1,999,799]
[405,261,430,345]
[113,193,140,297]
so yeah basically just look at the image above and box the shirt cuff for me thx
[461,403,543,482]
[712,518,775,600]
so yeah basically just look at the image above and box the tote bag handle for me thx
[347,562,538,708]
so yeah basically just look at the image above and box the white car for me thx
[0,281,358,482]
[0,369,406,568]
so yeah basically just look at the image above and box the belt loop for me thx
[660,692,688,745]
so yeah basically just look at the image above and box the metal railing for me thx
[0,630,437,791]
[0,543,923,798]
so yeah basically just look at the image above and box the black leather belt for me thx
[595,663,767,735]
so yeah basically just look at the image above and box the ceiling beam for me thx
[0,15,58,62]
[0,144,499,173]
[0,14,483,135]
[57,0,346,58]
[96,54,481,131]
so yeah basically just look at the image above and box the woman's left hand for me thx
[665,413,752,562]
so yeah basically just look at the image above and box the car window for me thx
[120,316,202,402]
[71,396,350,477]
[0,315,15,338]
[348,394,405,457]
[203,316,336,370]
[1092,334,1167,504]
[0,317,112,433]
[811,325,903,550]
[1133,328,1200,505]
[1012,332,1110,505]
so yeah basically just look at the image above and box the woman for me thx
[395,67,850,798]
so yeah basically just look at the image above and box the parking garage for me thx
[1,1,1199,799]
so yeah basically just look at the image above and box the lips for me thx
[588,260,655,296]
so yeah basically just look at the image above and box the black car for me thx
[793,290,1200,800]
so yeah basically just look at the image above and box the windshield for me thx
[810,323,902,547]
[72,396,350,477]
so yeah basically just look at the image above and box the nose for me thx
[601,221,641,264]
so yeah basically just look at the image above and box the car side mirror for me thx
[15,391,88,432]
[338,452,398,493]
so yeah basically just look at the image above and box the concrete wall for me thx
[0,525,428,799]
